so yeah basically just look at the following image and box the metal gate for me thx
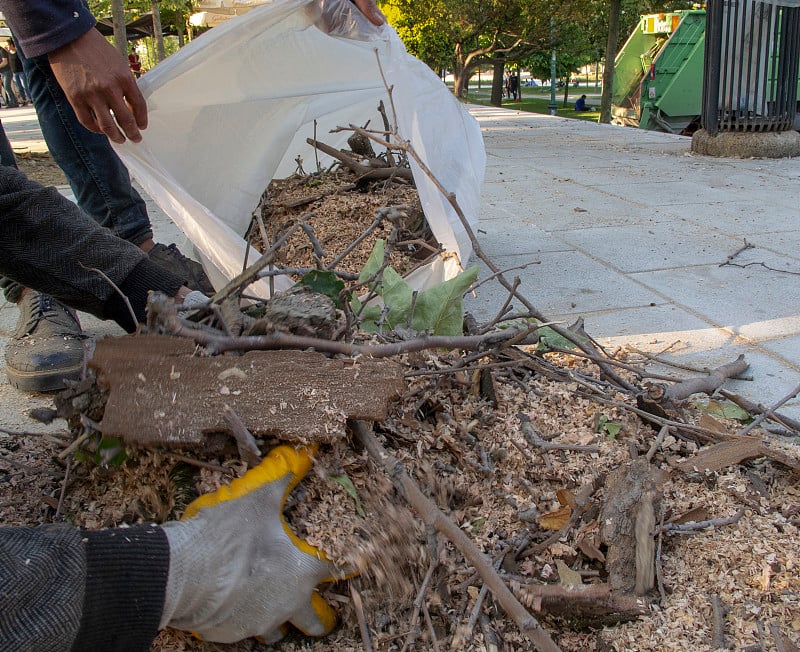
[702,0,800,134]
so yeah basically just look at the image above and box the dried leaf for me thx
[557,488,577,508]
[538,505,572,530]
[556,559,583,587]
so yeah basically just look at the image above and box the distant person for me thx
[0,44,19,108]
[504,71,511,99]
[575,94,589,111]
[508,72,519,101]
[6,40,28,105]
[128,49,142,78]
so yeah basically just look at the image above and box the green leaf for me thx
[694,399,751,422]
[331,474,366,517]
[536,326,579,351]
[358,239,386,286]
[96,437,127,467]
[411,266,479,335]
[350,295,383,332]
[596,415,622,439]
[299,270,345,308]
[379,267,414,329]
[471,516,487,531]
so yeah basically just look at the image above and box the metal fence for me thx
[702,0,800,134]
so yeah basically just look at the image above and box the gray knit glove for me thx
[160,445,338,643]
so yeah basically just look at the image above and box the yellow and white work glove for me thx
[160,445,338,643]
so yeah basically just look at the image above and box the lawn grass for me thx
[464,88,602,123]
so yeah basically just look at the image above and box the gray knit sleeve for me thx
[0,524,86,652]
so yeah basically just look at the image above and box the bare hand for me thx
[48,29,147,144]
[351,0,385,26]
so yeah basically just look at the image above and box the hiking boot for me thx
[148,243,215,295]
[5,292,87,392]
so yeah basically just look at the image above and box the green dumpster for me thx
[611,10,707,134]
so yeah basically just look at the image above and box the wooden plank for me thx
[675,437,764,474]
[90,335,405,447]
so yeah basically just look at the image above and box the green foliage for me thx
[354,239,478,336]
[299,270,345,308]
[74,436,128,468]
[331,474,366,517]
[692,398,752,423]
[596,414,622,438]
[536,326,582,351]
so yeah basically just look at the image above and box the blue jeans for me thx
[1,71,18,107]
[11,71,27,102]
[0,50,155,303]
[18,49,153,247]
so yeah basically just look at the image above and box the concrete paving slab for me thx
[631,263,800,338]
[557,221,744,273]
[474,219,567,257]
[464,250,663,321]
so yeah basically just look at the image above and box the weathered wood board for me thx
[89,335,405,447]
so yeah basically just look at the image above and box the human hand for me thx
[160,445,339,643]
[48,28,147,144]
[351,0,386,26]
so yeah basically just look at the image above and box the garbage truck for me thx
[612,8,800,134]
[611,10,707,133]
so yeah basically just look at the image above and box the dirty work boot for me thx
[148,243,215,295]
[5,292,87,392]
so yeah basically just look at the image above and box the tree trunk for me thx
[490,58,505,107]
[152,0,166,63]
[600,0,621,123]
[563,78,570,106]
[452,43,467,97]
[111,0,127,58]
[176,11,185,47]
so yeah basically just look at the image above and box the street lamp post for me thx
[548,18,558,115]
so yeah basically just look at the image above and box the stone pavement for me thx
[1,103,799,433]
[465,105,800,417]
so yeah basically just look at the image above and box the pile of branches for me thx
[36,103,800,651]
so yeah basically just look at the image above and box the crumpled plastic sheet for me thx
[116,0,485,295]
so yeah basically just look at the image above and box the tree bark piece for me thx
[511,582,649,625]
[89,335,404,447]
[600,459,666,596]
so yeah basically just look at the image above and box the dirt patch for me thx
[14,152,68,187]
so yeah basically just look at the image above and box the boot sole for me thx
[5,363,84,393]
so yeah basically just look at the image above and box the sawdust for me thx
[4,348,798,652]
[254,170,433,279]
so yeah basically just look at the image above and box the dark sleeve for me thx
[0,0,96,58]
[72,525,169,652]
[0,166,184,332]
[0,524,169,652]
[0,525,86,652]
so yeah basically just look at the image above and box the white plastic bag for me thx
[116,0,485,295]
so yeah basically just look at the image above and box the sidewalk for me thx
[466,105,800,417]
[1,103,799,428]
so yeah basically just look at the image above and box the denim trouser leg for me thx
[0,51,154,302]
[12,72,27,102]
[1,71,17,107]
[18,51,153,246]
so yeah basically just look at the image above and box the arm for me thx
[0,0,147,143]
[0,165,185,331]
[351,0,385,26]
[0,446,338,650]
[0,524,168,652]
